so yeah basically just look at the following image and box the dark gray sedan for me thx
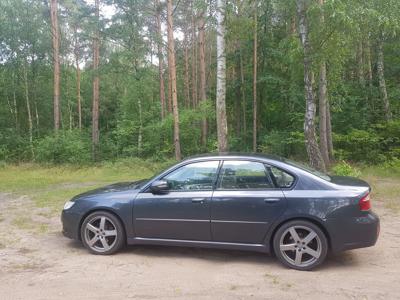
[62,154,379,270]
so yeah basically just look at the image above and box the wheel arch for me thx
[268,216,332,254]
[78,208,127,242]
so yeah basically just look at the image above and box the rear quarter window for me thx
[268,166,295,188]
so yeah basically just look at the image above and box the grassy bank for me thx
[0,159,398,214]
[0,159,172,213]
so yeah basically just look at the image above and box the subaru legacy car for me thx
[62,154,379,270]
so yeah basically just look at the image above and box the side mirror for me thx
[150,180,169,194]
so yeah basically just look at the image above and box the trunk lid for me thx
[329,175,371,192]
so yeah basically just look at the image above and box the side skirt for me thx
[127,237,270,253]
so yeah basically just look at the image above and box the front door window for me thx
[163,161,219,191]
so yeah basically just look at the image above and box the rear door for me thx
[211,160,287,244]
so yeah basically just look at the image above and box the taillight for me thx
[359,193,371,211]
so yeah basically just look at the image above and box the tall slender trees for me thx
[191,0,198,108]
[23,61,34,159]
[50,0,60,131]
[92,0,100,159]
[0,0,399,164]
[318,0,330,167]
[296,0,326,171]
[166,0,181,160]
[73,24,82,129]
[216,0,228,152]
[252,1,258,152]
[377,34,392,121]
[155,0,166,119]
[198,4,207,146]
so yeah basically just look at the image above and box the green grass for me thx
[359,163,400,213]
[0,158,168,214]
[0,159,398,215]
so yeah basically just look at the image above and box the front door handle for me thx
[264,198,281,203]
[192,198,205,204]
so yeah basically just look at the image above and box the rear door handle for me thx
[192,198,205,204]
[264,198,281,203]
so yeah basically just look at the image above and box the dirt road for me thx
[0,192,399,300]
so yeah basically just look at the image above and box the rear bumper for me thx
[326,211,380,253]
[61,209,82,240]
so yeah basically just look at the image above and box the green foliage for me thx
[0,130,32,162]
[333,129,383,163]
[334,121,400,163]
[0,0,399,167]
[35,130,91,164]
[331,161,361,177]
[258,131,306,159]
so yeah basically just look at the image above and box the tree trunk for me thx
[234,48,241,137]
[326,100,334,160]
[50,0,60,131]
[365,37,373,88]
[216,0,228,152]
[319,61,330,167]
[23,63,34,160]
[155,0,166,119]
[137,98,143,156]
[73,24,82,129]
[92,0,100,160]
[318,0,330,168]
[184,28,191,108]
[166,0,181,160]
[167,75,172,113]
[191,0,198,108]
[34,100,40,130]
[198,7,207,147]
[240,50,246,139]
[12,70,18,130]
[252,3,258,152]
[296,0,326,171]
[356,40,365,87]
[377,35,392,121]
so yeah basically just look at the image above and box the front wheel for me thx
[273,220,328,271]
[81,211,125,255]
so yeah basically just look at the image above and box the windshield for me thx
[284,159,331,181]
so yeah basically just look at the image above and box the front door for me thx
[211,160,287,244]
[134,160,220,241]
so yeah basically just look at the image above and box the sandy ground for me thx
[0,192,400,300]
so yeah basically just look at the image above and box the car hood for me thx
[71,179,149,201]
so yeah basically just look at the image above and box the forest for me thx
[1,0,400,171]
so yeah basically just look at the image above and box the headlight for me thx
[63,201,75,210]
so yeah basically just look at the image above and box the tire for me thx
[273,220,328,271]
[81,211,125,255]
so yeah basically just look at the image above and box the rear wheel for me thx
[81,211,125,255]
[273,220,328,271]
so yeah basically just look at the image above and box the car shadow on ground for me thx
[63,236,360,271]
[124,244,361,271]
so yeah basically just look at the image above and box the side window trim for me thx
[216,160,278,191]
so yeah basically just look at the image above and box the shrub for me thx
[333,129,384,163]
[331,161,361,177]
[35,130,91,164]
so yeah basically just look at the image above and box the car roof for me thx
[182,152,285,163]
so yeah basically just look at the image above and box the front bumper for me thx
[327,211,380,253]
[61,209,82,240]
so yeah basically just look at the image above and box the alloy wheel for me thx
[279,225,322,268]
[84,216,118,253]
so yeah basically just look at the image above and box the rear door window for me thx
[218,161,275,190]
